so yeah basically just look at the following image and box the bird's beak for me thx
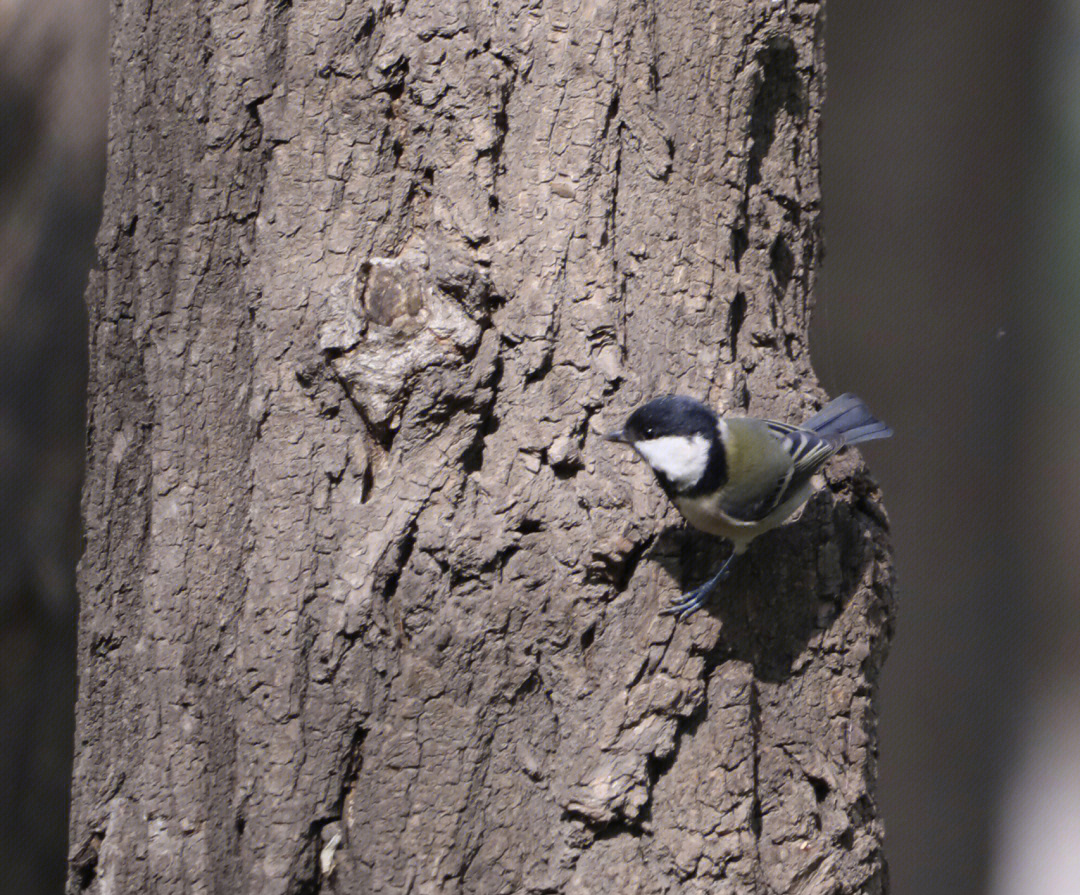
[603,429,629,444]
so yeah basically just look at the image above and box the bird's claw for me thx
[659,559,734,621]
[659,585,711,621]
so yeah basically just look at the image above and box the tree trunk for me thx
[69,1,893,893]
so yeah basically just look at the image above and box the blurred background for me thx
[0,1,1075,893]
[0,1,105,893]
[820,2,1080,894]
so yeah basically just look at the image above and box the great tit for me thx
[604,393,891,620]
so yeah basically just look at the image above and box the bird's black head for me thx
[612,395,718,444]
[604,396,726,496]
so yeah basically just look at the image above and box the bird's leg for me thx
[660,550,737,621]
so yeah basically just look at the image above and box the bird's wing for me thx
[717,419,840,523]
[765,421,844,480]
[715,418,795,523]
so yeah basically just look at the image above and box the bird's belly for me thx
[673,482,814,549]
[673,494,755,541]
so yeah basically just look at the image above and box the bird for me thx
[603,393,891,620]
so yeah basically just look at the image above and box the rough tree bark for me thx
[69,1,893,893]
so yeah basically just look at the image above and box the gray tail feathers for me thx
[803,393,893,445]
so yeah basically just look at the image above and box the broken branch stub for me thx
[319,242,494,441]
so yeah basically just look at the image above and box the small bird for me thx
[604,393,892,619]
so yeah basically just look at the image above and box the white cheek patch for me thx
[634,435,710,489]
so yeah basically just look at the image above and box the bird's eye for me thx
[643,427,654,438]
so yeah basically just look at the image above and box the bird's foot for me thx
[659,553,737,621]
[659,584,715,621]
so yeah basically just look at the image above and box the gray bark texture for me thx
[69,1,893,893]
